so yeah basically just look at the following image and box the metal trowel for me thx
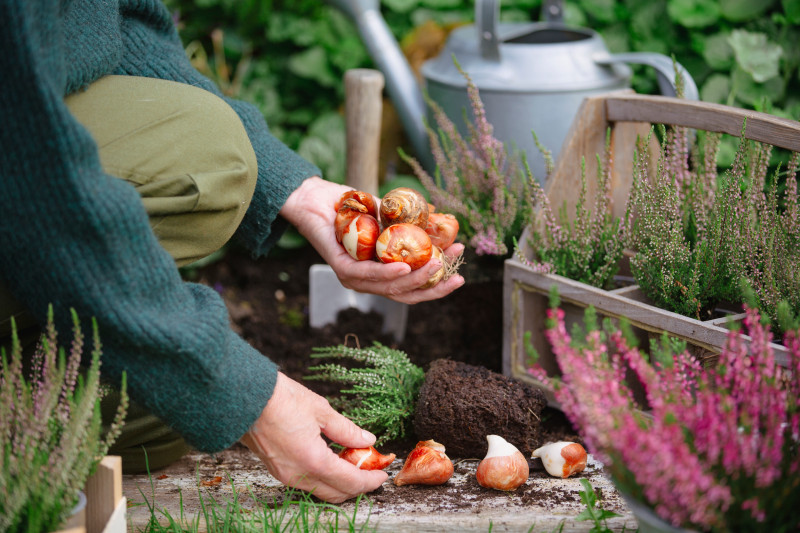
[308,68,409,342]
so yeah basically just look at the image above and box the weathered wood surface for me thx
[84,455,124,533]
[503,252,792,405]
[605,94,800,152]
[123,445,637,532]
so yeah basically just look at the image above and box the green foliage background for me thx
[163,0,800,182]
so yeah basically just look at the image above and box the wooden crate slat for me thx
[605,94,800,152]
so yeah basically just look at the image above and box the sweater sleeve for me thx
[0,0,278,453]
[114,0,321,257]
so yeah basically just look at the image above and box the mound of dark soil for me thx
[414,359,547,458]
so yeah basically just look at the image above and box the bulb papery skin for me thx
[425,212,459,249]
[394,440,454,486]
[338,446,396,471]
[531,441,587,478]
[334,206,361,243]
[376,223,432,270]
[335,190,377,218]
[419,246,445,289]
[341,213,379,261]
[476,435,529,490]
[380,187,429,229]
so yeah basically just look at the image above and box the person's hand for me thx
[240,372,388,503]
[279,177,465,305]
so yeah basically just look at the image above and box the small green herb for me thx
[305,342,425,445]
[574,479,622,533]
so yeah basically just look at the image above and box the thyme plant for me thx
[0,307,128,533]
[514,132,624,289]
[306,342,424,445]
[401,60,532,257]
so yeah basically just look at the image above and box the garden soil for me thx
[121,244,636,531]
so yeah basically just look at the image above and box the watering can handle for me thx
[478,0,501,61]
[594,52,700,101]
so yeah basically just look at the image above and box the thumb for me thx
[319,409,377,449]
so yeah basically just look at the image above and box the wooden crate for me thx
[55,456,126,533]
[502,92,800,404]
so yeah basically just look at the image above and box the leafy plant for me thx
[0,308,128,533]
[305,342,425,445]
[164,0,799,186]
[574,479,622,533]
[530,302,800,531]
[401,60,533,256]
[514,131,624,289]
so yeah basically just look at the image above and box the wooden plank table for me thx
[123,445,637,532]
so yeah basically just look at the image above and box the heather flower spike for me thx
[532,302,800,530]
[0,307,128,532]
[400,57,533,257]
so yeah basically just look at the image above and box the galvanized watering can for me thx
[328,0,698,181]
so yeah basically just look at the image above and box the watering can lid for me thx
[421,22,632,93]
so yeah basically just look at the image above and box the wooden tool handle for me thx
[345,68,385,196]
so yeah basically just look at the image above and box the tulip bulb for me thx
[531,441,587,478]
[375,223,433,270]
[338,446,396,471]
[379,187,429,229]
[425,212,459,250]
[475,435,529,491]
[340,212,380,261]
[419,246,445,289]
[394,439,454,486]
[335,190,377,218]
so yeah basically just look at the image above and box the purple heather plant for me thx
[400,60,531,257]
[625,125,744,319]
[626,117,800,329]
[0,307,127,533]
[514,131,624,289]
[529,302,800,532]
[736,150,800,335]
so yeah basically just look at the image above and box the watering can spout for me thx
[327,0,431,169]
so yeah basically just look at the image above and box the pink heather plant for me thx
[529,302,800,532]
[0,307,127,532]
[400,59,531,257]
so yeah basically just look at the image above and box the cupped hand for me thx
[240,372,388,503]
[279,177,465,305]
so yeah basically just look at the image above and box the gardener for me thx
[0,0,464,503]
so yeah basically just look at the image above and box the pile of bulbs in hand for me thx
[335,187,460,289]
[340,436,588,491]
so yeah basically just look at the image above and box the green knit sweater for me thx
[0,0,321,452]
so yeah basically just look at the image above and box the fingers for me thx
[242,373,388,503]
[289,443,388,503]
[318,407,377,449]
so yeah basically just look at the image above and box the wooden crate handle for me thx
[605,94,800,152]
